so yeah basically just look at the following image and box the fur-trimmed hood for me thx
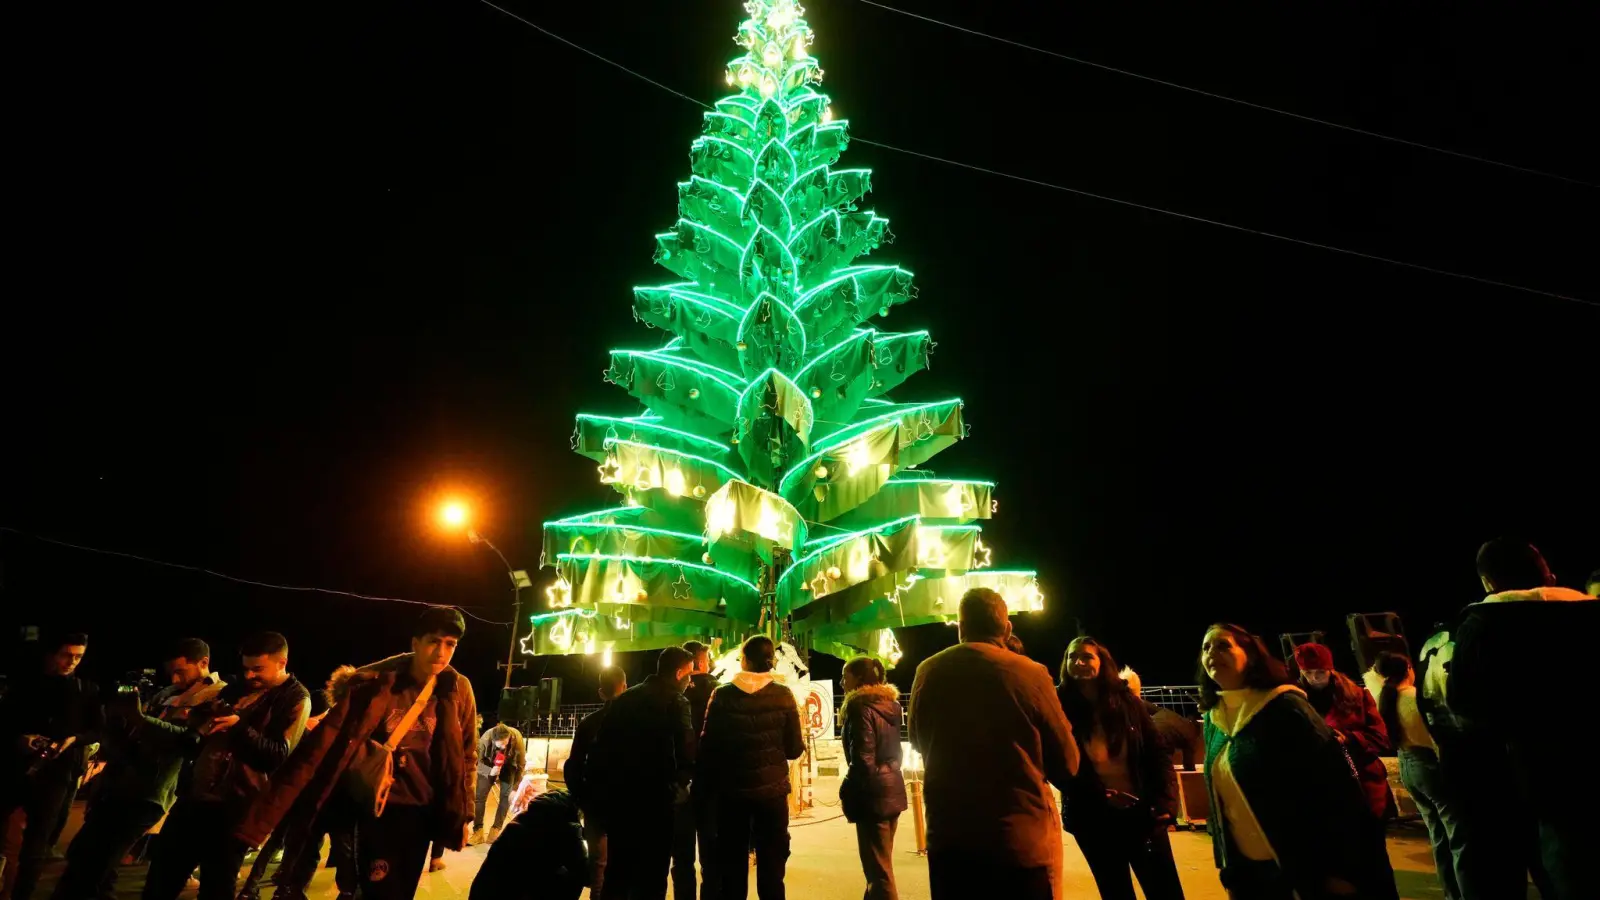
[843,682,900,711]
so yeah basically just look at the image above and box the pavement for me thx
[20,777,1456,900]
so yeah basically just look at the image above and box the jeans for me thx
[50,797,164,900]
[275,806,357,900]
[714,796,789,900]
[1071,807,1185,900]
[355,804,433,900]
[853,817,898,900]
[1398,748,1461,900]
[583,815,609,899]
[238,822,288,895]
[925,850,1052,900]
[6,776,77,900]
[140,800,249,900]
[601,803,675,900]
[474,776,516,832]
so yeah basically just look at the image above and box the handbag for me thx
[343,675,436,818]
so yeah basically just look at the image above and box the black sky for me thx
[3,1,1596,697]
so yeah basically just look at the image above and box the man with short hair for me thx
[471,718,526,844]
[0,632,103,900]
[1445,539,1598,899]
[910,589,1078,900]
[589,647,696,900]
[53,638,217,900]
[675,640,720,900]
[237,608,479,900]
[697,636,804,900]
[565,664,626,898]
[142,632,310,900]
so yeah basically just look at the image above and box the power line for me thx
[851,0,1597,190]
[473,1,1596,310]
[0,526,515,626]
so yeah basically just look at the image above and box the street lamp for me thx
[439,501,530,690]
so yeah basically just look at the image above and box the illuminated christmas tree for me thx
[524,0,1043,665]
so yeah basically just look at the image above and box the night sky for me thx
[4,1,1595,700]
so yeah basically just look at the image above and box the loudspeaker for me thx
[498,686,537,721]
[1347,613,1408,673]
[537,677,563,714]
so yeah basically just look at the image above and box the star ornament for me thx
[545,576,573,609]
[672,569,694,602]
[972,538,993,570]
[808,571,829,597]
[597,456,622,483]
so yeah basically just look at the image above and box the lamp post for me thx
[468,529,532,691]
[440,502,530,691]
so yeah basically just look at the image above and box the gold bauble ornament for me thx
[826,566,842,580]
[634,589,649,603]
[692,484,707,499]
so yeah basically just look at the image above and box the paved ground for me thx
[25,778,1453,900]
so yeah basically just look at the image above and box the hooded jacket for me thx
[477,723,526,783]
[1203,686,1396,899]
[234,653,478,850]
[839,683,907,823]
[588,674,696,813]
[1305,679,1391,820]
[697,671,805,802]
[186,675,310,814]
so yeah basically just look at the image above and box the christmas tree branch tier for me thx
[528,1,1044,665]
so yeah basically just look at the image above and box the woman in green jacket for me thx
[1197,623,1396,900]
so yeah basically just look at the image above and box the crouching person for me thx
[235,608,479,900]
[469,790,587,900]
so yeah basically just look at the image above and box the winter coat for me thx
[469,789,587,900]
[839,684,907,823]
[909,640,1078,868]
[234,653,478,851]
[697,671,805,802]
[477,723,526,783]
[1057,683,1179,833]
[588,674,696,813]
[563,702,609,816]
[1203,687,1396,900]
[1307,682,1391,820]
[186,676,310,815]
[684,672,717,739]
[0,672,104,789]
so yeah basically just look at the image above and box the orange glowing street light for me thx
[440,501,469,529]
[436,497,529,690]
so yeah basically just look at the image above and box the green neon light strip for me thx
[789,209,841,245]
[610,351,745,396]
[577,415,730,452]
[918,524,982,534]
[659,291,743,322]
[547,520,709,545]
[676,220,745,254]
[662,287,743,317]
[779,400,962,494]
[546,506,637,525]
[781,513,923,584]
[861,397,895,407]
[793,328,871,383]
[754,138,798,172]
[604,438,744,481]
[978,570,1038,579]
[794,265,912,311]
[529,608,598,625]
[700,112,750,134]
[884,477,995,486]
[557,553,760,592]
[693,136,754,161]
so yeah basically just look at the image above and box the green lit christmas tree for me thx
[523,0,1043,665]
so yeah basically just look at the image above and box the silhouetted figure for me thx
[839,656,906,900]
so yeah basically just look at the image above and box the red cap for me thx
[1293,642,1335,671]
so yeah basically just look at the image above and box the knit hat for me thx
[1293,642,1334,671]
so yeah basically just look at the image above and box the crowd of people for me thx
[2,538,1596,900]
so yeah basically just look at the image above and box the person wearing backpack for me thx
[235,608,479,900]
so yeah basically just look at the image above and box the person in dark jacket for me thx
[1446,539,1599,900]
[564,664,625,899]
[697,636,804,900]
[471,720,526,843]
[1057,638,1183,900]
[468,790,587,900]
[235,609,479,900]
[1,632,104,900]
[839,656,907,900]
[588,647,696,900]
[1292,642,1392,820]
[142,632,311,900]
[1198,623,1396,900]
[676,640,720,900]
[52,639,216,900]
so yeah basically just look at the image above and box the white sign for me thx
[803,679,834,739]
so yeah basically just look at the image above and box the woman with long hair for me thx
[1056,637,1184,900]
[839,656,907,900]
[1372,651,1459,899]
[1292,643,1391,820]
[1198,624,1397,900]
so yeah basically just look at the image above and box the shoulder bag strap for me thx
[382,676,437,752]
